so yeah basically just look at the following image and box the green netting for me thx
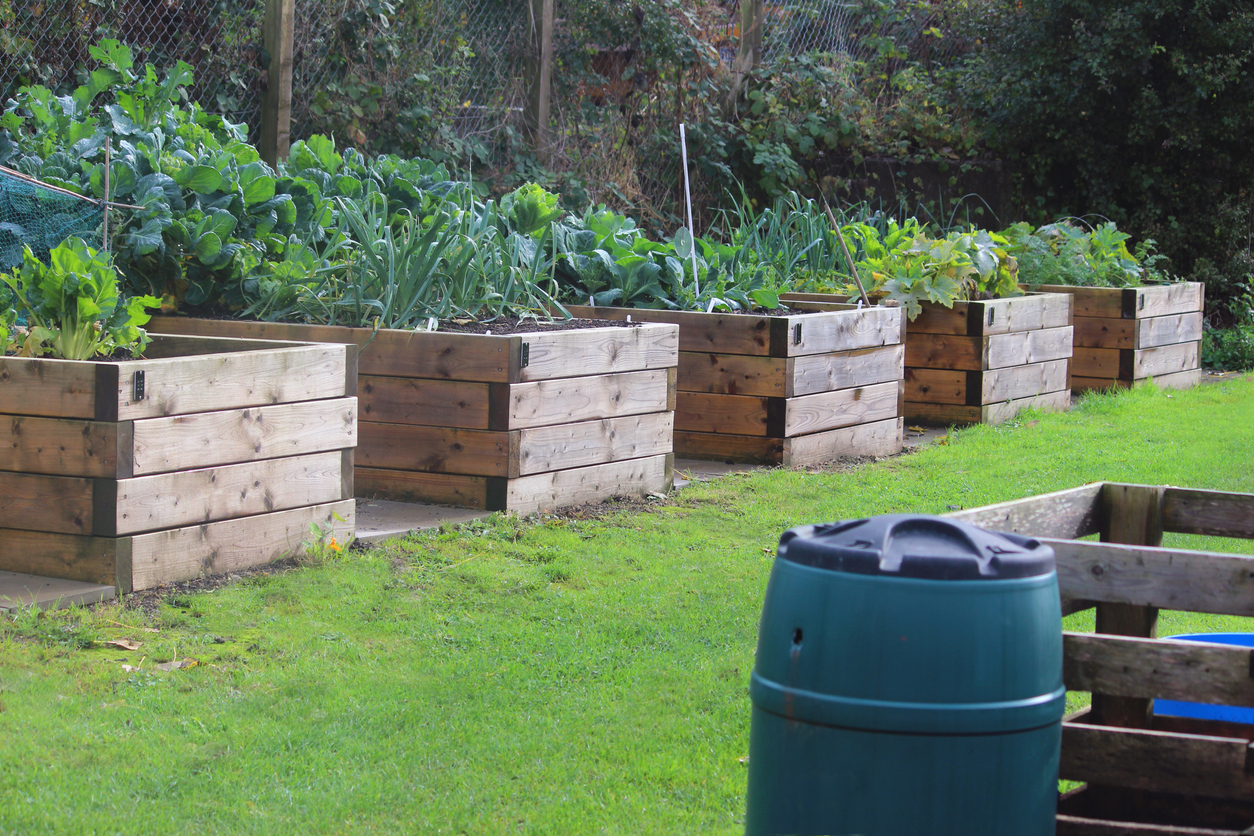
[0,170,104,271]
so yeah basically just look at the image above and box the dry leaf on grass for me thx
[105,639,142,651]
[155,659,198,672]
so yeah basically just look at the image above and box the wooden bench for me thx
[950,482,1254,834]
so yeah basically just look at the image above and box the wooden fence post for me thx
[523,0,554,161]
[724,0,764,117]
[260,0,295,166]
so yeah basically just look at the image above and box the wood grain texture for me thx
[904,326,1073,371]
[1164,488,1254,539]
[983,358,1071,402]
[677,352,790,396]
[0,357,98,419]
[1134,342,1201,379]
[130,397,357,475]
[358,375,491,429]
[128,499,355,590]
[355,468,490,508]
[108,344,348,421]
[1071,368,1203,394]
[946,482,1104,540]
[498,453,671,515]
[911,293,1073,336]
[1033,284,1204,320]
[789,344,904,396]
[504,368,672,429]
[673,430,784,464]
[782,380,901,436]
[356,422,513,477]
[675,417,902,465]
[0,415,129,477]
[517,323,678,381]
[1063,632,1254,706]
[1049,539,1254,616]
[564,304,901,357]
[1074,317,1136,350]
[517,412,673,475]
[0,471,94,534]
[1055,813,1244,835]
[147,316,518,382]
[0,528,124,587]
[904,388,1072,426]
[1060,723,1254,801]
[675,391,772,436]
[107,451,345,536]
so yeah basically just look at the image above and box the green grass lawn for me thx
[3,375,1253,835]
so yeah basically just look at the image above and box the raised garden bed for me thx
[565,302,904,466]
[146,318,678,514]
[0,334,357,592]
[950,482,1254,835]
[1032,283,1205,393]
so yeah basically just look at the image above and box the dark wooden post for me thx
[260,0,295,166]
[523,0,554,161]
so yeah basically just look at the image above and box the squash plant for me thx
[1,237,159,359]
[1004,219,1175,288]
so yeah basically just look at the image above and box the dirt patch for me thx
[119,556,308,618]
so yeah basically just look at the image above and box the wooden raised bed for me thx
[147,318,678,514]
[565,302,904,466]
[1031,283,1205,393]
[950,482,1254,835]
[0,334,357,592]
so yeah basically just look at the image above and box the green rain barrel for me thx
[744,514,1065,836]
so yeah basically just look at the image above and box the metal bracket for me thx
[987,307,996,327]
[133,370,145,401]
[520,342,530,368]
[793,323,802,345]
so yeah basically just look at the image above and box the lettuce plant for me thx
[1,237,160,359]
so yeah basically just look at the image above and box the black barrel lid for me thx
[776,514,1054,580]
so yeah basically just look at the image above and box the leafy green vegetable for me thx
[1,237,160,359]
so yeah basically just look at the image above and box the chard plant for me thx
[1,237,160,359]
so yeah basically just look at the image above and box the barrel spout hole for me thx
[792,628,803,646]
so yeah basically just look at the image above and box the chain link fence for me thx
[0,0,981,230]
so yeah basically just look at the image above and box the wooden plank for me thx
[0,471,94,534]
[0,415,130,478]
[147,316,518,383]
[0,356,98,419]
[946,482,1104,540]
[563,305,776,355]
[1065,632,1254,705]
[1134,342,1200,380]
[782,380,900,436]
[1035,286,1130,319]
[99,344,349,421]
[1050,539,1254,616]
[356,422,513,477]
[982,358,1070,402]
[789,344,904,396]
[518,323,678,381]
[0,528,125,587]
[355,468,489,509]
[1056,814,1247,835]
[1092,484,1165,728]
[1136,312,1204,349]
[106,450,346,536]
[1058,783,1254,834]
[1164,488,1254,539]
[904,332,984,370]
[780,417,903,465]
[675,391,773,436]
[130,397,358,475]
[1060,723,1254,801]
[904,367,968,404]
[675,418,903,466]
[904,388,1072,426]
[503,368,672,429]
[911,293,1072,337]
[1137,283,1206,320]
[563,305,901,357]
[358,376,490,429]
[1074,347,1123,379]
[517,412,673,476]
[1034,285,1203,320]
[128,499,355,590]
[1071,368,1202,394]
[986,325,1074,368]
[496,453,672,515]
[677,352,790,396]
[1075,316,1137,349]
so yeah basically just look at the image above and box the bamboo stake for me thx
[0,164,143,210]
[825,203,871,307]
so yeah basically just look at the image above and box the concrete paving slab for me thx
[673,458,767,488]
[0,571,115,612]
[353,498,491,544]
